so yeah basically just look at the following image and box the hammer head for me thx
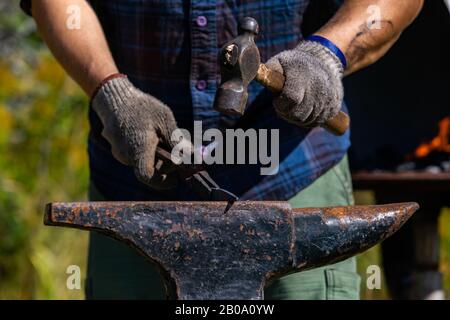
[214,17,261,116]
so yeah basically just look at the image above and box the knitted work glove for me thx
[265,40,344,127]
[91,75,192,190]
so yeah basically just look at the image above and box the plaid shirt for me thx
[21,0,350,201]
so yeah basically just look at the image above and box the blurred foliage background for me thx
[0,1,448,300]
[0,2,88,299]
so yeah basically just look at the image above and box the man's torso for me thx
[81,0,349,201]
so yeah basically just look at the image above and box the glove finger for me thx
[101,124,131,166]
[296,85,323,125]
[133,130,158,185]
[159,117,194,163]
[154,106,179,148]
[265,56,284,75]
[303,75,343,126]
[271,55,312,122]
[273,81,309,123]
[321,99,343,123]
[303,106,340,128]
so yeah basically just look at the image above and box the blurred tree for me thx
[0,1,88,299]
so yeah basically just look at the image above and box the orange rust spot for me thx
[327,207,348,216]
[67,206,81,222]
[73,206,81,216]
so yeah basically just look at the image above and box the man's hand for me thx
[31,0,193,189]
[266,41,344,127]
[92,76,190,189]
[264,0,424,127]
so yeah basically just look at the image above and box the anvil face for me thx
[45,201,418,300]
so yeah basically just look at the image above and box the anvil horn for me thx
[292,203,419,271]
[44,201,418,299]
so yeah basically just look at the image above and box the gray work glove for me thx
[91,76,191,190]
[265,40,344,127]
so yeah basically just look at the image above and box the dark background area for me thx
[305,0,450,171]
[344,1,450,170]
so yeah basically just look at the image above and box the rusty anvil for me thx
[45,201,418,299]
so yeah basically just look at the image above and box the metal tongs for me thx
[155,146,238,212]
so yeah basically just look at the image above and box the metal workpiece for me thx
[44,201,418,300]
[155,146,239,207]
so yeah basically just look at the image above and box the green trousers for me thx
[85,156,360,300]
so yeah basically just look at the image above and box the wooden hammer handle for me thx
[255,63,350,136]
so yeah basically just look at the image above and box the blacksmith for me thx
[21,0,423,299]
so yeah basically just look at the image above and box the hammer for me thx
[214,17,350,136]
[45,201,418,299]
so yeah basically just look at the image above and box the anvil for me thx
[45,201,418,299]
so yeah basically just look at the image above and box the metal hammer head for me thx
[214,17,261,116]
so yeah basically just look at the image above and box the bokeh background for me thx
[0,2,88,299]
[0,1,448,299]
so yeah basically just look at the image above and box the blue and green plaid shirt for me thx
[21,0,350,201]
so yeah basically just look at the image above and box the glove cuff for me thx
[91,74,141,111]
[295,40,345,77]
[306,35,347,69]
[90,73,128,101]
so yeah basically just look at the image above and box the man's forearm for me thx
[32,0,118,96]
[316,0,424,75]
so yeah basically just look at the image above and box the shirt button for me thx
[196,16,207,27]
[196,80,207,91]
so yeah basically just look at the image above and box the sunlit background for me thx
[0,2,448,299]
[0,2,88,299]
